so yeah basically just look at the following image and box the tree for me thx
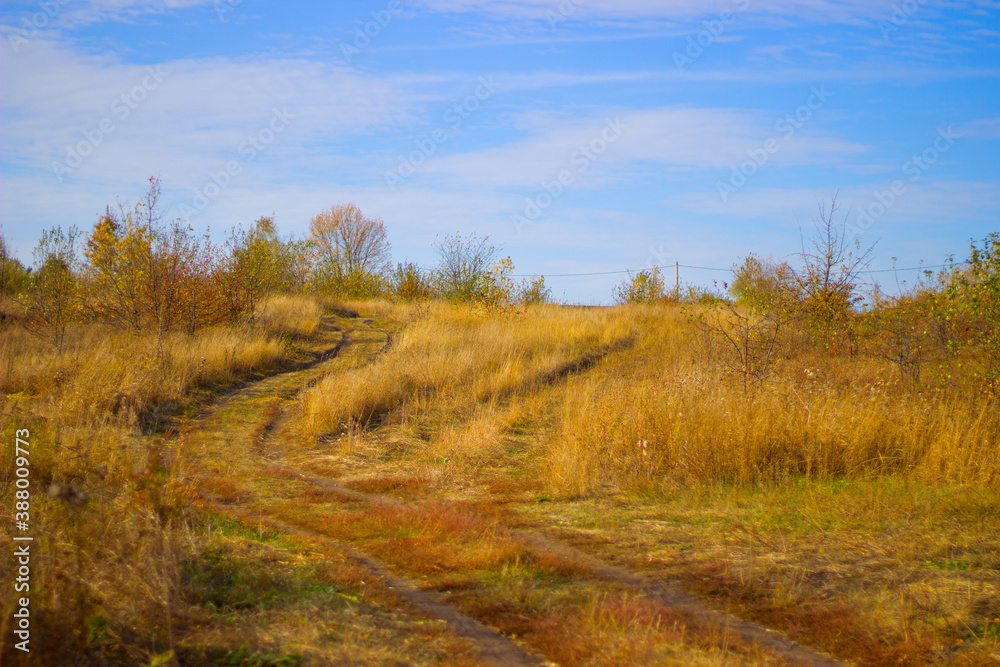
[949,232,1000,393]
[432,232,498,301]
[222,216,284,324]
[0,228,30,302]
[84,178,226,339]
[84,205,144,330]
[391,261,434,302]
[796,193,876,352]
[475,256,517,310]
[614,267,665,304]
[696,254,796,395]
[23,226,80,349]
[862,284,936,383]
[309,203,391,295]
[518,275,552,306]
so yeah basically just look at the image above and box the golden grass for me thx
[256,293,323,339]
[5,293,999,665]
[290,300,999,663]
[301,302,635,438]
[547,304,1000,496]
[0,294,321,663]
[1,294,322,427]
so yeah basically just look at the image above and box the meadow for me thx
[1,199,998,665]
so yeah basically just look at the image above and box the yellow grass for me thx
[301,302,636,438]
[547,304,1000,496]
[0,295,320,663]
[4,293,999,665]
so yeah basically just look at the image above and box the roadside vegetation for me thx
[1,180,998,665]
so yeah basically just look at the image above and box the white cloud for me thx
[411,0,952,25]
[1,37,416,185]
[415,106,867,189]
[957,117,1000,140]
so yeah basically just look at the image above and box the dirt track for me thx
[176,312,848,666]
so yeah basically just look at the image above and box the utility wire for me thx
[511,263,950,278]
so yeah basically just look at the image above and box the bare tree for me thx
[309,203,391,292]
[432,232,497,301]
[796,193,876,348]
[23,226,79,349]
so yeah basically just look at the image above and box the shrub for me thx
[613,267,665,304]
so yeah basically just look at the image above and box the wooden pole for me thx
[675,261,679,300]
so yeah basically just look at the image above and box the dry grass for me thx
[547,304,1000,496]
[257,294,323,339]
[5,294,999,665]
[0,296,323,427]
[301,302,635,438]
[0,294,321,664]
[293,300,999,664]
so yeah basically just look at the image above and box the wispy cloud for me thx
[957,117,1000,140]
[415,107,867,190]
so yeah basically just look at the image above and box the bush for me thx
[613,267,664,304]
[519,275,552,306]
[391,262,434,301]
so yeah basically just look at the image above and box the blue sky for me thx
[1,0,998,304]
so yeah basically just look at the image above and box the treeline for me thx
[0,178,551,349]
[614,199,1000,397]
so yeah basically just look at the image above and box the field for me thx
[2,295,998,666]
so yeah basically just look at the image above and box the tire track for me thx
[180,316,550,666]
[203,314,843,665]
[202,498,548,667]
[267,465,847,667]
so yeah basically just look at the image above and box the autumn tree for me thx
[221,216,285,324]
[391,261,434,302]
[862,283,937,383]
[795,194,876,351]
[949,232,1000,393]
[475,256,517,310]
[432,232,497,301]
[518,275,552,306]
[22,226,80,349]
[84,177,223,340]
[696,254,797,395]
[0,228,30,303]
[309,203,391,296]
[614,267,665,304]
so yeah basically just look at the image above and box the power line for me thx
[511,263,951,279]
[865,264,948,274]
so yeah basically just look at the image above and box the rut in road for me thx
[182,313,847,666]
[178,314,550,666]
[265,464,846,667]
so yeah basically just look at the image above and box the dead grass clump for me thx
[301,302,638,439]
[527,592,761,666]
[256,294,322,339]
[546,307,1000,496]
